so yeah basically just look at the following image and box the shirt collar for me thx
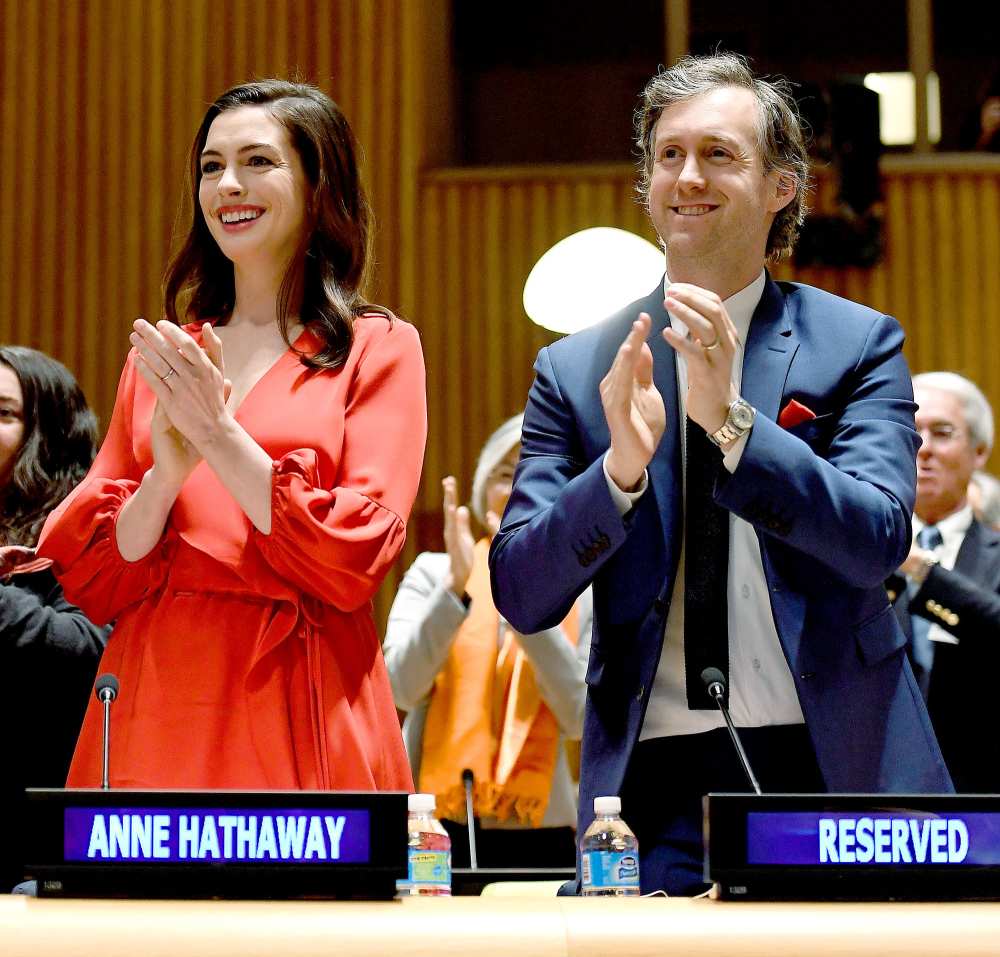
[914,504,975,541]
[663,269,766,349]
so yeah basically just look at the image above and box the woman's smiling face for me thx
[198,105,309,268]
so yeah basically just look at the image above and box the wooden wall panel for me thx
[413,159,1000,505]
[0,0,422,413]
[411,165,660,541]
[0,0,427,626]
[3,2,1000,633]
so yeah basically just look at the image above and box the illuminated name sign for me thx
[746,812,1000,867]
[64,807,370,864]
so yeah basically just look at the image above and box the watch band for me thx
[709,420,743,446]
[708,398,755,448]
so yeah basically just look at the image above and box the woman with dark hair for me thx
[1,347,109,889]
[39,80,426,791]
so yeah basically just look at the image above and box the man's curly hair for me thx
[635,53,811,262]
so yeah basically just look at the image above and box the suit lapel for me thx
[740,276,797,422]
[736,277,808,647]
[953,520,1000,586]
[639,283,684,571]
[954,521,983,577]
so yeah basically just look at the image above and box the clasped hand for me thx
[441,475,500,597]
[130,318,232,487]
[602,283,739,490]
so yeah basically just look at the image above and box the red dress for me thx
[38,315,425,791]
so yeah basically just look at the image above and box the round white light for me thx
[523,227,664,335]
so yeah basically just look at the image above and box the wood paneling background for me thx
[3,1,1000,628]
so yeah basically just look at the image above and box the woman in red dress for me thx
[38,80,426,791]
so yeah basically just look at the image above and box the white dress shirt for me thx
[603,270,804,738]
[912,505,974,647]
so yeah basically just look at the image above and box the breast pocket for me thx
[786,412,837,448]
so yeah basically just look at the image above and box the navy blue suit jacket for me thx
[890,519,1000,791]
[490,276,953,839]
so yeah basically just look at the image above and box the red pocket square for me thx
[779,399,817,429]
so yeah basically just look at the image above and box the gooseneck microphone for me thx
[461,768,478,869]
[700,667,762,796]
[94,673,120,790]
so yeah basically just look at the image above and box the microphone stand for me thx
[100,694,112,790]
[462,768,478,869]
[701,668,761,796]
[94,674,119,791]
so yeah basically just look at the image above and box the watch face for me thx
[731,401,755,429]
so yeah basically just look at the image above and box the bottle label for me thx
[582,850,640,891]
[408,849,450,886]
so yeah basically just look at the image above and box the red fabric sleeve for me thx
[252,320,427,611]
[37,355,174,625]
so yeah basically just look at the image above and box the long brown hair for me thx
[163,79,388,370]
[0,347,98,547]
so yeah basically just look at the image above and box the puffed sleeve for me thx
[252,320,427,611]
[37,355,174,625]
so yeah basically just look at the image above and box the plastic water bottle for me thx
[580,796,641,896]
[405,793,452,896]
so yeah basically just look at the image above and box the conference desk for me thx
[2,893,999,956]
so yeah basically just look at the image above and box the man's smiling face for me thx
[647,86,789,282]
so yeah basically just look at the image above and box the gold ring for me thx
[702,337,721,352]
[161,367,177,381]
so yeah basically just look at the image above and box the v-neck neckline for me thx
[202,322,312,420]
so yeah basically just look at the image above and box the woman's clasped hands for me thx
[130,318,232,488]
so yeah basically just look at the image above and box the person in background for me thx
[969,469,1000,531]
[960,71,1000,152]
[490,53,950,897]
[384,415,591,868]
[38,80,426,791]
[888,372,1000,791]
[0,346,109,890]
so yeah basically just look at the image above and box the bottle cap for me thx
[594,796,621,816]
[408,793,436,813]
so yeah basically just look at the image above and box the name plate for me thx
[706,794,1000,900]
[24,788,406,899]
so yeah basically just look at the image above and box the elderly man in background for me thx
[889,372,1000,792]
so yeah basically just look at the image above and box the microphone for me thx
[461,768,478,869]
[700,668,762,796]
[94,674,120,790]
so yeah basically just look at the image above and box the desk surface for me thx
[2,894,1000,957]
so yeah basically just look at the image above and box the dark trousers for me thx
[442,819,577,869]
[621,724,824,896]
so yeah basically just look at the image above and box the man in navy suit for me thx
[489,53,952,896]
[888,373,1000,792]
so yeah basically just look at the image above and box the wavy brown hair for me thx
[635,53,811,262]
[0,347,98,547]
[163,79,389,369]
